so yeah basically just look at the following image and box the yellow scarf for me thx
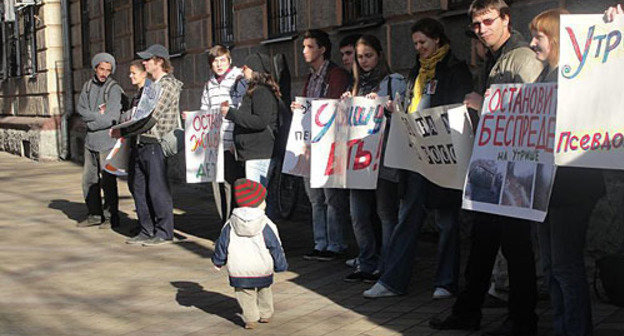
[408,44,450,113]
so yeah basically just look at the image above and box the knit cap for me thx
[234,178,267,208]
[91,52,116,74]
[243,53,275,77]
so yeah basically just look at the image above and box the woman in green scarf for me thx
[364,18,473,299]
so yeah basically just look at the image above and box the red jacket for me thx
[302,61,351,99]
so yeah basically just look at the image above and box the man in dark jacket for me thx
[76,53,123,229]
[430,1,543,336]
[292,30,352,261]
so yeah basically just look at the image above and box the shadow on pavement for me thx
[171,281,243,326]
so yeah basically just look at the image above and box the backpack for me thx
[84,78,131,114]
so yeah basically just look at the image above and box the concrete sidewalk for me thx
[0,152,623,336]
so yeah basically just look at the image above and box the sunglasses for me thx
[470,16,500,31]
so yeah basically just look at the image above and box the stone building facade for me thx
[2,0,624,254]
[0,0,66,160]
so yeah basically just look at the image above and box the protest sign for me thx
[112,79,162,130]
[556,14,624,170]
[185,108,224,183]
[103,138,130,176]
[384,103,474,190]
[462,83,558,222]
[282,97,313,177]
[310,96,387,189]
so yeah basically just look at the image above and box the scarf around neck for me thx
[408,44,450,113]
[357,66,383,96]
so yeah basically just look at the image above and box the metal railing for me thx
[342,0,382,26]
[267,0,297,38]
[168,0,185,55]
[211,0,234,45]
[133,0,146,53]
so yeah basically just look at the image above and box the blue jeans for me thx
[433,207,461,293]
[539,204,594,336]
[350,179,399,273]
[304,179,349,253]
[378,171,427,294]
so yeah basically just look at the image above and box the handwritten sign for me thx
[310,97,387,189]
[112,79,162,130]
[282,97,313,177]
[463,83,558,222]
[184,108,224,183]
[103,138,130,176]
[555,14,624,170]
[385,104,474,190]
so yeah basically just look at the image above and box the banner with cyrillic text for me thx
[384,104,474,190]
[282,97,313,177]
[556,14,624,170]
[310,97,387,189]
[103,138,130,176]
[185,109,224,183]
[112,79,161,129]
[462,83,557,222]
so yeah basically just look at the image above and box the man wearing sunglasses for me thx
[430,1,543,336]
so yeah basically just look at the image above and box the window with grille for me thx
[168,0,186,55]
[211,0,234,46]
[267,0,297,38]
[104,0,114,53]
[342,0,382,26]
[22,5,37,76]
[133,0,146,53]
[448,0,471,10]
[81,0,90,67]
[2,21,18,78]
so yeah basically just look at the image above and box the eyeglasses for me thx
[470,16,500,31]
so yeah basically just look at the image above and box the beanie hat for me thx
[234,178,267,208]
[91,52,117,74]
[243,53,275,77]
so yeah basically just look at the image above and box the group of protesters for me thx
[73,0,624,334]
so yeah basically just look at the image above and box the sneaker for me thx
[363,282,398,298]
[99,220,111,230]
[142,237,173,246]
[344,270,379,283]
[244,322,256,329]
[125,235,151,245]
[433,287,454,299]
[316,250,343,261]
[99,214,120,229]
[258,317,271,323]
[345,258,358,268]
[76,215,102,228]
[482,317,536,336]
[303,249,322,260]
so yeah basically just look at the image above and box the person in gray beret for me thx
[76,52,124,229]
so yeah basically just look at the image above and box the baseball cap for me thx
[137,44,170,60]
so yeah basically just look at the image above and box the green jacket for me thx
[481,30,544,92]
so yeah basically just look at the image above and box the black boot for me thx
[429,313,480,330]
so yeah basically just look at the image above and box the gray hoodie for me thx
[76,75,123,151]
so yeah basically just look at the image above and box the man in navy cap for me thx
[76,52,124,229]
[112,44,183,246]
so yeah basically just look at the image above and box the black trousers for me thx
[128,143,174,239]
[453,212,537,326]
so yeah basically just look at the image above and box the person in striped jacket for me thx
[200,45,248,224]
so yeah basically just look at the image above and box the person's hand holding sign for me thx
[464,92,484,112]
[290,101,302,111]
[604,4,623,22]
[109,128,121,139]
[341,91,352,100]
[365,92,378,100]
[220,101,230,117]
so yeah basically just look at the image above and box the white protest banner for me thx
[556,14,624,170]
[462,83,558,222]
[103,138,130,176]
[384,103,474,190]
[112,79,162,130]
[282,97,313,177]
[184,108,224,183]
[310,96,387,189]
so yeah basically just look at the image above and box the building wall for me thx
[0,0,66,160]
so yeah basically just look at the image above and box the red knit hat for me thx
[234,178,267,208]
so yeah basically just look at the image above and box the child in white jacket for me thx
[212,178,288,329]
